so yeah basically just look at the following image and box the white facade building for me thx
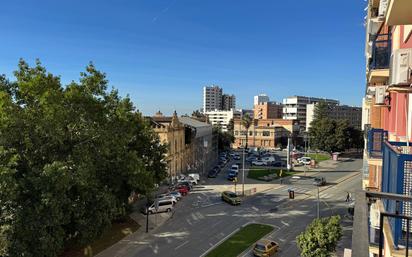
[254,94,270,106]
[205,109,239,132]
[282,96,339,130]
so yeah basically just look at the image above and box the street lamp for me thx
[317,185,320,219]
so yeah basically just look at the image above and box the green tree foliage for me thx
[241,114,253,148]
[297,215,342,257]
[309,103,362,153]
[0,60,167,256]
[213,126,235,151]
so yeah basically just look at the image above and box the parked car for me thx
[208,170,218,178]
[176,185,189,196]
[231,164,239,174]
[253,239,279,257]
[298,157,312,165]
[313,177,326,186]
[141,200,174,214]
[233,154,241,160]
[157,194,177,205]
[177,181,192,190]
[268,160,285,167]
[221,191,241,205]
[227,171,237,181]
[188,173,200,182]
[168,191,182,201]
[252,160,266,166]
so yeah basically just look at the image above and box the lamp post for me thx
[240,111,245,196]
[317,186,320,219]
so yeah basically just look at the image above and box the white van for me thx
[188,173,200,182]
[145,200,174,214]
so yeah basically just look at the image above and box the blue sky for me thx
[0,0,366,115]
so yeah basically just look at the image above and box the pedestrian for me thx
[345,192,350,202]
[280,178,283,184]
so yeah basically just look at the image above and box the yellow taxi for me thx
[253,239,279,257]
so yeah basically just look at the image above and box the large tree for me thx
[213,126,235,151]
[297,215,342,257]
[0,60,167,256]
[309,102,360,153]
[241,114,252,149]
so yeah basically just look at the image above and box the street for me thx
[97,155,362,257]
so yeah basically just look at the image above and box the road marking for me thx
[281,220,289,226]
[174,240,189,250]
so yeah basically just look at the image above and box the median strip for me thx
[203,223,274,257]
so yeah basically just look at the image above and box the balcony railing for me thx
[369,33,392,70]
[367,128,388,158]
[382,141,412,247]
[352,191,412,257]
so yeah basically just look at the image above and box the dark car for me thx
[271,161,286,167]
[313,177,326,186]
[233,155,241,160]
[208,170,218,178]
[227,171,237,181]
[213,166,221,173]
[178,181,192,190]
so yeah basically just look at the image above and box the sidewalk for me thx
[96,211,173,257]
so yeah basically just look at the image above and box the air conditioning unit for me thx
[375,86,386,105]
[390,48,412,86]
[378,0,388,17]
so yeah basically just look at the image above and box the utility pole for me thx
[242,148,245,196]
[287,136,291,171]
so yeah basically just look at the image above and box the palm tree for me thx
[241,114,252,149]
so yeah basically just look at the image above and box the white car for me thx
[179,176,197,185]
[157,195,177,205]
[231,164,239,171]
[252,160,266,166]
[188,173,200,182]
[298,157,311,165]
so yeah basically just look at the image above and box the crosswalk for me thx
[279,186,335,199]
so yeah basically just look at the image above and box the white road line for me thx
[174,240,189,250]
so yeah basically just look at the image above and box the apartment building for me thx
[305,103,362,131]
[205,109,239,132]
[352,1,412,256]
[282,96,339,130]
[222,94,236,111]
[203,86,222,112]
[233,118,297,149]
[254,101,283,120]
[203,86,236,113]
[254,94,270,106]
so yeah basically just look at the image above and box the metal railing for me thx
[367,128,388,158]
[369,33,392,70]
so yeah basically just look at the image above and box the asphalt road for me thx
[99,156,362,257]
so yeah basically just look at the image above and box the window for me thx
[263,131,270,137]
[235,131,239,136]
[249,131,253,136]
[240,131,247,136]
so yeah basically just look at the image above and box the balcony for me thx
[367,128,388,158]
[369,33,392,70]
[381,141,412,248]
[386,0,412,26]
